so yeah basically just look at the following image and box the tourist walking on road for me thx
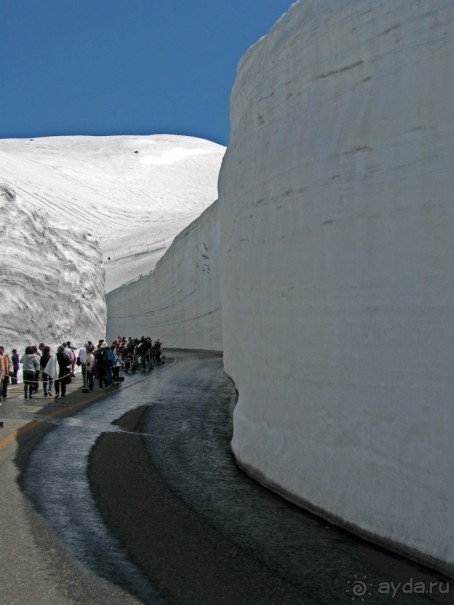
[55,346,71,399]
[0,346,4,403]
[77,344,87,387]
[95,342,113,389]
[154,339,163,364]
[20,346,40,399]
[10,348,19,384]
[0,346,11,400]
[40,345,53,397]
[112,347,123,382]
[31,345,40,393]
[85,345,95,391]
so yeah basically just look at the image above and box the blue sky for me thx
[0,0,294,146]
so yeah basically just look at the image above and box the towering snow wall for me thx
[106,200,222,350]
[0,184,106,351]
[218,0,454,574]
[103,0,453,572]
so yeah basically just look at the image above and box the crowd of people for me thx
[0,336,163,401]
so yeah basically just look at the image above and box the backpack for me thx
[98,348,114,368]
[106,349,116,368]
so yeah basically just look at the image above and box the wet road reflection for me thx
[22,366,171,604]
[20,351,452,605]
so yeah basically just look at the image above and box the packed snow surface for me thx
[0,134,224,352]
[0,135,225,293]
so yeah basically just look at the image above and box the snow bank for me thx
[0,135,225,293]
[0,134,224,353]
[0,184,105,351]
[219,0,454,573]
[107,200,222,350]
[103,1,453,571]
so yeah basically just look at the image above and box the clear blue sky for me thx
[0,0,294,146]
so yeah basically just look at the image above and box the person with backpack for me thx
[112,346,123,382]
[65,341,77,377]
[96,342,113,389]
[55,345,71,399]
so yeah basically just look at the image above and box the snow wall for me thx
[219,0,454,575]
[106,0,454,574]
[107,200,222,351]
[0,184,106,351]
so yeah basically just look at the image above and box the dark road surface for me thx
[2,350,452,604]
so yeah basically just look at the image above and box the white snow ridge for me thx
[0,135,225,350]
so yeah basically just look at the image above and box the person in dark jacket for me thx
[11,349,19,384]
[40,345,53,397]
[55,345,71,399]
[95,342,113,389]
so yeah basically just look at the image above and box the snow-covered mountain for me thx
[0,135,225,292]
[0,135,225,351]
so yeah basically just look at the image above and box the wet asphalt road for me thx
[7,350,453,604]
